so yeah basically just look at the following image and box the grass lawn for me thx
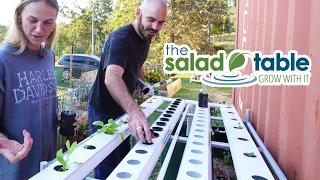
[171,74,232,103]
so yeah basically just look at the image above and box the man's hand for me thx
[58,112,80,136]
[128,109,152,143]
[136,85,145,99]
[0,130,33,164]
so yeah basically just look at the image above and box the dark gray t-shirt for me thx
[89,23,150,115]
[0,43,57,180]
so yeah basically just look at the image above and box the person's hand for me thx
[58,112,80,136]
[0,130,33,164]
[136,85,145,99]
[128,110,152,143]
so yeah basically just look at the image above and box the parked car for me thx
[56,54,100,80]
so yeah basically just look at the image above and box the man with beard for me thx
[87,0,168,179]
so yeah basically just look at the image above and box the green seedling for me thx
[56,140,78,171]
[83,144,91,149]
[235,122,243,129]
[248,152,256,157]
[93,119,125,141]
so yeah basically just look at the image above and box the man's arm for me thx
[104,65,152,143]
[138,64,146,82]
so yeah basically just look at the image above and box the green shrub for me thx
[145,71,162,83]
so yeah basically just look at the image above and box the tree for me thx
[0,25,8,43]
[54,0,113,56]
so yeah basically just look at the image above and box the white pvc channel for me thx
[176,105,212,180]
[30,96,164,180]
[107,98,186,180]
[220,105,274,180]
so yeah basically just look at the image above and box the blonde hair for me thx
[4,0,59,54]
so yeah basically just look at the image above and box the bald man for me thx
[88,0,168,179]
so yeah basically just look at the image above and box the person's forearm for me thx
[138,65,146,82]
[105,74,140,114]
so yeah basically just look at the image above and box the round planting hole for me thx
[166,111,174,114]
[191,149,203,154]
[160,118,170,122]
[147,101,152,103]
[142,141,154,145]
[231,118,237,121]
[135,150,147,154]
[194,135,204,138]
[226,107,232,108]
[168,108,176,111]
[195,129,204,132]
[189,159,203,165]
[193,142,204,145]
[173,102,181,105]
[153,132,159,138]
[152,127,163,131]
[163,114,172,117]
[238,137,249,141]
[173,102,179,105]
[171,105,178,108]
[116,172,132,179]
[84,145,96,150]
[228,112,235,114]
[156,122,166,126]
[196,124,205,127]
[197,120,205,122]
[175,99,182,101]
[127,160,141,165]
[198,116,205,118]
[244,153,257,158]
[54,165,68,172]
[199,113,205,115]
[252,175,268,180]
[186,171,202,178]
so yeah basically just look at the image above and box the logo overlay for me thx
[163,43,312,87]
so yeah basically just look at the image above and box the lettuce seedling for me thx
[56,140,77,171]
[93,119,125,141]
[235,122,243,129]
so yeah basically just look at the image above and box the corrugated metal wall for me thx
[235,0,320,179]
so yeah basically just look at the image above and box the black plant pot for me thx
[60,111,76,136]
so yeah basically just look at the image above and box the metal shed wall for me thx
[234,0,320,179]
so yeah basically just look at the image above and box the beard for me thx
[137,15,158,40]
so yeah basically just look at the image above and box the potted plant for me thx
[76,112,90,143]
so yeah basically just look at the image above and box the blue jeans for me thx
[88,105,131,179]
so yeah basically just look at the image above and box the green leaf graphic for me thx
[229,52,247,72]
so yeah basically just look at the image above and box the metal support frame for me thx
[244,109,287,180]
[31,97,285,180]
[107,99,187,179]
[220,105,274,180]
[176,105,212,180]
[30,96,164,180]
[170,136,262,152]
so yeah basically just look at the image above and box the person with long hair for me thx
[0,1,77,179]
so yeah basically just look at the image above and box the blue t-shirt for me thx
[0,43,57,180]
